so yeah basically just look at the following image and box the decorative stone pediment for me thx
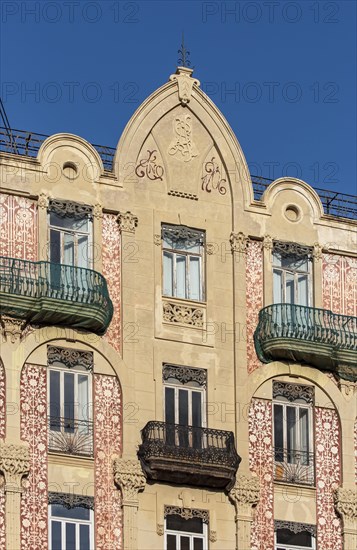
[169,67,200,106]
[113,458,146,502]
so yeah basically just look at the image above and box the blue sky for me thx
[1,0,356,195]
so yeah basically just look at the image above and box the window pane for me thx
[66,522,76,550]
[180,536,190,550]
[273,404,284,461]
[273,269,282,304]
[166,515,203,534]
[192,392,202,427]
[297,274,309,306]
[189,257,201,301]
[300,408,310,460]
[178,389,189,426]
[50,370,61,427]
[176,255,186,299]
[276,528,312,545]
[78,375,89,422]
[50,212,89,232]
[63,233,75,266]
[165,387,175,424]
[51,505,90,520]
[78,235,89,269]
[51,520,62,550]
[167,534,177,550]
[163,252,173,296]
[194,538,204,550]
[272,252,282,267]
[80,524,90,550]
[286,272,295,304]
[50,229,61,264]
[287,407,297,462]
[64,372,74,429]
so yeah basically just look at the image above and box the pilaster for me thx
[334,486,357,550]
[228,473,260,550]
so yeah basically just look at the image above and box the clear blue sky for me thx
[1,0,356,195]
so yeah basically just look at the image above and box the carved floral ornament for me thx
[117,211,138,234]
[48,198,93,220]
[48,346,93,371]
[163,301,204,328]
[273,381,314,404]
[113,458,146,502]
[163,364,207,388]
[162,225,204,247]
[0,442,30,488]
[164,505,209,524]
[0,316,27,344]
[334,487,357,519]
[228,474,260,510]
[273,240,313,258]
[230,232,249,254]
[48,492,94,510]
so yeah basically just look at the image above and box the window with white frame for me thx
[272,242,312,307]
[275,521,316,550]
[164,507,208,550]
[273,381,315,485]
[163,364,206,448]
[162,225,205,302]
[49,494,94,550]
[48,346,93,456]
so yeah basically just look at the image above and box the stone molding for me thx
[163,301,204,328]
[113,458,146,502]
[169,67,200,106]
[0,442,30,491]
[334,487,357,521]
[230,232,249,254]
[228,473,260,514]
[117,211,138,233]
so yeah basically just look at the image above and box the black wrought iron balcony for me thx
[254,304,357,381]
[0,256,113,335]
[274,448,315,486]
[138,421,241,490]
[48,417,93,457]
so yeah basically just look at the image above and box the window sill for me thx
[48,451,95,467]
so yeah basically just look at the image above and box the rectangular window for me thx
[49,212,92,269]
[162,225,205,302]
[272,248,312,307]
[273,382,314,486]
[275,525,316,550]
[49,503,94,550]
[165,514,208,550]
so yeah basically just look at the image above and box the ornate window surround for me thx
[48,492,94,510]
[274,520,316,537]
[164,505,209,524]
[273,381,314,405]
[163,364,207,388]
[48,198,93,220]
[47,346,93,372]
[273,240,313,259]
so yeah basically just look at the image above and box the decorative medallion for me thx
[47,346,93,371]
[163,364,207,388]
[135,150,164,181]
[273,381,314,404]
[168,115,198,162]
[201,157,227,195]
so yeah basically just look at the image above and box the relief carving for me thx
[113,458,146,502]
[37,193,49,209]
[0,316,27,344]
[135,150,164,181]
[201,157,227,195]
[168,114,198,162]
[0,442,30,490]
[117,211,138,234]
[230,232,249,254]
[228,473,260,514]
[163,301,204,328]
[334,487,357,520]
[169,67,200,106]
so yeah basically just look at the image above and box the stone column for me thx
[113,458,146,550]
[334,487,357,550]
[229,473,260,550]
[0,442,29,550]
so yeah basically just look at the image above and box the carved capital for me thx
[209,531,217,543]
[262,234,274,251]
[230,232,249,254]
[169,67,200,106]
[38,192,49,209]
[154,234,161,246]
[113,458,146,502]
[229,474,260,514]
[313,242,323,261]
[157,524,164,536]
[93,203,103,219]
[0,442,30,491]
[206,243,215,255]
[334,487,357,522]
[117,211,138,233]
[0,316,27,344]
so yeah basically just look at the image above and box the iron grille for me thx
[274,447,315,486]
[48,417,93,457]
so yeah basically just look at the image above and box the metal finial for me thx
[177,32,191,68]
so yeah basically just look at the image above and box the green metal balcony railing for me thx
[0,256,113,335]
[254,304,357,381]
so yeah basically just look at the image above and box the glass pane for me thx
[66,522,76,550]
[64,372,74,430]
[163,252,173,296]
[286,272,295,304]
[63,233,75,266]
[176,255,186,299]
[80,524,90,550]
[189,256,201,301]
[180,536,190,550]
[276,528,312,545]
[78,235,89,269]
[78,375,89,422]
[287,407,297,462]
[50,229,61,264]
[192,392,202,449]
[272,251,282,267]
[273,404,284,461]
[273,269,282,304]
[51,520,62,550]
[297,274,309,306]
[167,534,177,550]
[50,212,88,232]
[165,387,175,446]
[51,505,90,520]
[194,539,204,550]
[166,515,203,534]
[179,389,189,447]
[299,408,310,461]
[50,370,61,428]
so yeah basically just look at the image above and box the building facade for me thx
[0,67,356,550]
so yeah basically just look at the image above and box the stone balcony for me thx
[0,256,113,335]
[138,421,241,490]
[254,303,357,381]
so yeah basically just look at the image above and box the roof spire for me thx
[177,32,191,68]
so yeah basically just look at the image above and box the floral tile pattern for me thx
[0,194,38,260]
[322,254,357,316]
[102,213,121,353]
[246,241,264,373]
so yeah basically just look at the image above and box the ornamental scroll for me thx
[273,381,314,404]
[47,346,93,371]
[163,364,207,388]
[48,199,93,220]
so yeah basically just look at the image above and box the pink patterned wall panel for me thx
[355,417,357,484]
[94,374,122,550]
[322,254,357,316]
[246,240,264,373]
[0,359,5,439]
[20,364,48,550]
[249,398,274,550]
[0,194,38,260]
[102,213,121,353]
[315,407,342,550]
[0,480,5,550]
